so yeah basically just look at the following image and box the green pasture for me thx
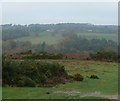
[2,60,118,99]
[14,32,118,45]
[14,32,63,45]
[77,33,118,42]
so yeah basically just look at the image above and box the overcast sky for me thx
[2,2,118,25]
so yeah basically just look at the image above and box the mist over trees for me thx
[2,37,117,54]
[2,23,117,40]
[58,34,117,53]
[2,23,118,54]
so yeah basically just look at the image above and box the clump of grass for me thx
[89,75,99,79]
[73,73,84,81]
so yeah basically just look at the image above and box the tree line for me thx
[90,51,119,62]
[2,36,118,54]
[58,34,118,53]
[2,23,117,40]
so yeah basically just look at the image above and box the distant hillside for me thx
[2,23,118,54]
[2,23,117,41]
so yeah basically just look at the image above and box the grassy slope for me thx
[77,33,118,42]
[14,32,118,45]
[3,60,118,99]
[14,32,63,45]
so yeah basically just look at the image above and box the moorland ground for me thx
[2,60,118,99]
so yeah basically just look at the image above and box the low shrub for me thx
[90,51,118,62]
[73,73,84,81]
[16,76,36,87]
[2,59,69,87]
[90,75,99,79]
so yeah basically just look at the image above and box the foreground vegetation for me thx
[3,60,118,99]
[2,23,118,100]
[3,60,70,87]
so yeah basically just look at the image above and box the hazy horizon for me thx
[1,22,118,26]
[2,2,117,25]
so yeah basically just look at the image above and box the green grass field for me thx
[2,60,118,99]
[77,33,118,42]
[14,32,118,45]
[14,32,63,45]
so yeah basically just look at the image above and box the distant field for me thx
[3,60,118,99]
[77,33,118,42]
[14,32,118,45]
[14,32,63,45]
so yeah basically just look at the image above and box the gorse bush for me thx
[16,76,36,87]
[2,60,68,87]
[73,73,84,81]
[90,51,118,62]
[90,75,99,79]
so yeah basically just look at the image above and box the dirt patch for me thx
[53,90,118,99]
[53,90,81,97]
[80,91,118,99]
